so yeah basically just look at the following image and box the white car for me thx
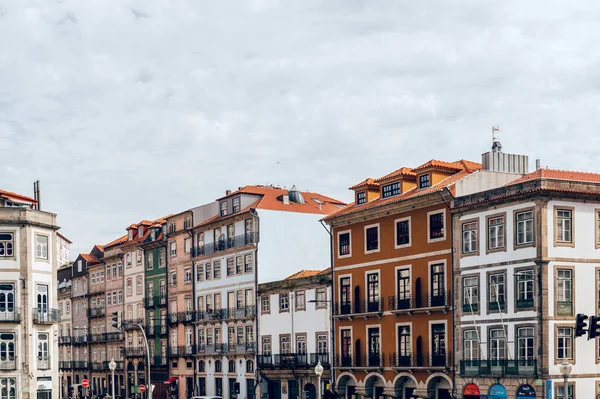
[189,396,223,399]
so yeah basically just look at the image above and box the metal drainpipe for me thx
[319,220,334,394]
[248,208,260,399]
[188,222,197,396]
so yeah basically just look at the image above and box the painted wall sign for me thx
[464,383,481,395]
[489,384,507,399]
[546,380,552,399]
[516,384,536,398]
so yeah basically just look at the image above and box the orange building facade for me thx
[324,160,482,399]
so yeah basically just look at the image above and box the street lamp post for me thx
[314,361,324,399]
[560,361,572,399]
[109,358,117,399]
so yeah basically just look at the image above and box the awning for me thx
[164,377,177,385]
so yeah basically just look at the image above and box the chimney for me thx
[33,180,41,210]
[536,159,541,170]
[226,190,232,196]
[283,195,290,205]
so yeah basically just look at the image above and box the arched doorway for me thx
[464,383,481,399]
[516,384,536,398]
[426,374,452,399]
[364,374,385,399]
[335,374,357,399]
[304,383,316,399]
[393,375,416,399]
[489,384,507,399]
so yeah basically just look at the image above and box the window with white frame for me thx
[213,260,221,279]
[296,335,306,354]
[556,209,573,243]
[261,295,270,314]
[516,270,534,309]
[126,253,132,267]
[262,336,271,355]
[557,269,573,316]
[244,254,253,273]
[184,268,192,283]
[488,215,505,250]
[556,385,573,399]
[517,327,534,361]
[170,271,177,286]
[36,235,48,259]
[463,276,479,312]
[220,201,227,217]
[365,225,379,252]
[280,335,291,354]
[463,330,479,360]
[557,327,573,360]
[232,197,241,213]
[489,273,505,310]
[279,293,289,312]
[170,242,177,257]
[184,238,190,253]
[338,232,350,257]
[0,233,14,258]
[197,264,204,281]
[0,333,15,369]
[429,212,444,240]
[0,378,16,399]
[516,210,534,245]
[462,221,478,254]
[396,219,410,247]
[488,329,505,361]
[136,276,142,294]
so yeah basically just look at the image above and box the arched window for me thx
[215,360,222,372]
[246,360,254,373]
[198,360,205,372]
[228,360,236,372]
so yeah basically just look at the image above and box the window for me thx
[557,327,573,360]
[279,293,289,312]
[170,242,177,258]
[184,268,192,283]
[246,325,254,344]
[36,284,48,311]
[356,191,366,205]
[366,273,380,312]
[463,330,479,361]
[170,271,177,286]
[213,261,221,279]
[516,210,534,245]
[462,221,478,254]
[367,327,380,366]
[338,232,350,257]
[0,333,15,369]
[197,264,204,281]
[236,291,243,309]
[262,336,271,355]
[488,215,505,250]
[246,360,254,373]
[215,359,222,373]
[295,291,305,311]
[556,209,573,244]
[296,335,306,354]
[489,273,505,311]
[0,234,14,258]
[382,182,400,198]
[315,288,327,309]
[168,222,176,234]
[341,329,352,365]
[516,270,534,309]
[136,276,142,295]
[395,268,411,310]
[118,290,123,304]
[556,385,573,399]
[77,259,82,272]
[227,258,234,276]
[557,269,573,316]
[244,254,253,273]
[146,252,153,269]
[419,174,430,188]
[126,279,132,296]
[463,276,479,312]
[261,296,270,314]
[126,253,132,267]
[316,333,328,354]
[395,218,410,247]
[280,335,291,354]
[517,327,534,362]
[340,277,351,314]
[36,235,48,259]
[0,378,16,399]
[137,250,142,264]
[236,257,243,274]
[118,262,123,277]
[232,197,241,213]
[397,326,411,365]
[220,201,227,217]
[429,212,445,241]
[365,225,379,253]
[205,263,212,280]
[488,329,506,366]
[184,217,191,229]
[184,238,191,253]
[37,332,49,360]
[197,233,204,253]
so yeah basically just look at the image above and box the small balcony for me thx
[0,309,21,323]
[168,313,178,325]
[336,352,450,369]
[146,323,168,337]
[59,361,73,370]
[178,311,196,323]
[88,307,105,318]
[72,361,89,369]
[144,296,167,308]
[204,344,227,355]
[90,334,104,343]
[175,345,197,357]
[151,356,168,366]
[38,356,51,370]
[58,336,72,345]
[33,308,61,324]
[516,298,534,309]
[225,306,256,320]
[196,309,227,323]
[90,361,105,371]
[122,347,146,357]
[104,332,124,342]
[258,353,330,369]
[72,335,89,345]
[103,360,123,370]
[0,360,16,371]
[192,233,260,257]
[123,318,145,330]
[459,359,537,376]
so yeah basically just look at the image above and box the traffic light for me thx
[234,382,240,394]
[111,311,120,330]
[588,315,600,340]
[575,313,588,337]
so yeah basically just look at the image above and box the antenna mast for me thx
[491,125,502,152]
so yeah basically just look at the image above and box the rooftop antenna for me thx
[491,125,502,152]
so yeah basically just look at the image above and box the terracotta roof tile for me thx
[374,167,416,182]
[506,168,600,186]
[104,234,128,248]
[80,253,100,264]
[284,269,327,280]
[219,185,345,215]
[0,189,37,204]
[349,178,380,190]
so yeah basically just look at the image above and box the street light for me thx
[314,361,324,399]
[109,358,117,399]
[559,361,572,399]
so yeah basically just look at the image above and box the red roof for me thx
[374,167,416,183]
[285,269,329,280]
[80,253,100,264]
[349,178,380,190]
[219,185,345,215]
[0,189,37,204]
[104,234,128,248]
[507,168,600,186]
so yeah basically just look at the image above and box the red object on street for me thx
[140,384,146,393]
[82,380,89,388]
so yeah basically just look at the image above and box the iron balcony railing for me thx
[104,332,124,342]
[38,356,51,370]
[90,334,104,343]
[90,361,105,371]
[103,360,124,370]
[72,335,88,345]
[333,292,451,315]
[122,318,145,330]
[204,344,227,355]
[178,311,196,323]
[59,361,73,370]
[257,353,330,369]
[72,361,89,369]
[87,307,105,318]
[388,353,413,368]
[146,323,167,336]
[225,306,256,320]
[192,233,260,257]
[168,313,178,324]
[459,359,537,376]
[196,307,254,323]
[336,352,450,369]
[122,347,146,357]
[151,356,168,366]
[516,298,534,309]
[144,296,167,308]
[33,308,61,324]
[0,360,16,370]
[58,336,72,345]
[0,309,21,323]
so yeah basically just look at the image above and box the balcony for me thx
[38,356,51,370]
[146,323,167,336]
[168,313,178,325]
[122,347,146,357]
[0,309,21,323]
[151,356,168,366]
[90,361,105,371]
[257,353,330,369]
[72,335,89,345]
[0,360,16,370]
[104,332,124,342]
[123,318,145,330]
[192,233,260,257]
[72,361,89,369]
[58,336,72,345]
[204,344,227,355]
[459,359,537,376]
[88,307,105,318]
[90,334,104,343]
[178,311,196,323]
[516,298,534,309]
[33,308,60,324]
[59,361,73,370]
[173,345,197,357]
[335,352,450,369]
[144,296,167,308]
[225,306,256,320]
[196,309,226,323]
[103,360,123,370]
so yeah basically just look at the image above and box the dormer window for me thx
[220,201,228,217]
[382,182,400,198]
[151,230,156,241]
[128,231,133,240]
[356,191,366,205]
[232,198,241,213]
[138,226,143,237]
[419,174,430,189]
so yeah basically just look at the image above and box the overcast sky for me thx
[2,0,600,257]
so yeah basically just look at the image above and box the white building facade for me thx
[257,271,332,399]
[0,189,61,399]
[453,169,600,399]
